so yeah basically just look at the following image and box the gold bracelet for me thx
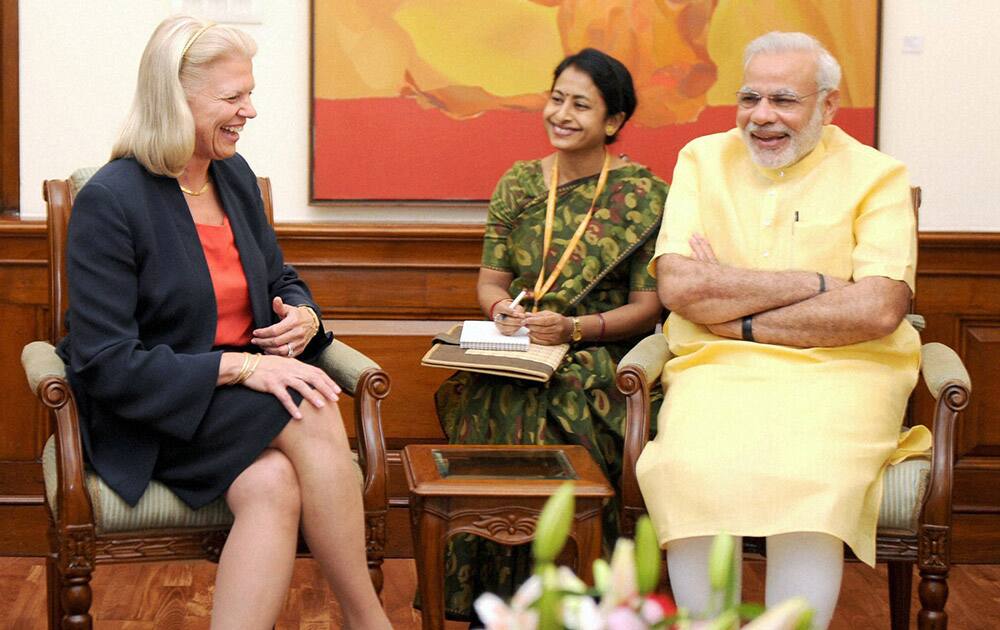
[234,353,256,385]
[227,352,252,386]
[296,305,320,339]
[242,353,262,383]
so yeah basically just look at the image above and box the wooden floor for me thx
[2,556,999,629]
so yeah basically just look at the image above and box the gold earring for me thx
[605,125,616,135]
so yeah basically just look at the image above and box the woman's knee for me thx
[227,449,302,516]
[275,400,350,453]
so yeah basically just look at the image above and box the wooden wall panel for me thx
[0,220,49,554]
[329,320,458,445]
[2,221,999,562]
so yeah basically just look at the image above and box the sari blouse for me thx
[481,160,665,316]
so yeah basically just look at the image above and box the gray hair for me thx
[111,16,257,177]
[743,31,841,92]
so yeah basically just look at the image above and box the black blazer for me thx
[57,154,331,505]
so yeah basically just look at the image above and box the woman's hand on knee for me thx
[243,356,340,419]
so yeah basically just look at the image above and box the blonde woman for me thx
[57,16,390,629]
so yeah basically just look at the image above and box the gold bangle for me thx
[242,353,262,383]
[227,352,252,386]
[234,354,255,385]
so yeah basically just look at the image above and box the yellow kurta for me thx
[636,126,931,566]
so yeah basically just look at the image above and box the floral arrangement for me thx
[474,482,813,630]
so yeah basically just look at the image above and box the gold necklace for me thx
[179,180,211,196]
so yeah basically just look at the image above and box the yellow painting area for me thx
[314,0,875,127]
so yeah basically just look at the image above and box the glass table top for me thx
[432,448,578,480]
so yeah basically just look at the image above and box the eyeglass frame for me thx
[735,88,829,111]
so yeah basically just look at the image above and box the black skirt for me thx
[151,383,303,509]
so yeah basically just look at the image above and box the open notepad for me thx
[459,320,530,351]
[422,323,570,383]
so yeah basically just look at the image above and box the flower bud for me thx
[708,533,735,592]
[634,516,662,595]
[533,481,575,566]
[592,558,611,592]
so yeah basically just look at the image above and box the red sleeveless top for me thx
[194,217,253,346]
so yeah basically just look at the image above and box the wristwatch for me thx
[570,316,583,342]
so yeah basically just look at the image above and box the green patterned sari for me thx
[434,159,667,619]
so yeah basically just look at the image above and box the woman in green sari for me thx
[434,48,668,621]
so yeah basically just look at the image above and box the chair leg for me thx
[887,561,913,630]
[46,554,64,630]
[365,511,387,597]
[54,530,96,629]
[917,523,950,629]
[917,567,949,629]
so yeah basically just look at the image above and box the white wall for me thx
[879,0,1000,231]
[19,1,1000,230]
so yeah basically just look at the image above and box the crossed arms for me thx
[656,234,912,348]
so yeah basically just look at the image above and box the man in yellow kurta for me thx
[636,32,930,629]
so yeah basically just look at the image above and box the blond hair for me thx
[111,16,257,177]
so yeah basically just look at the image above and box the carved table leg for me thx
[412,501,448,630]
[572,509,604,585]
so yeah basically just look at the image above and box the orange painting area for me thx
[312,97,875,201]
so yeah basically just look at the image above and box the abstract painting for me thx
[312,0,878,201]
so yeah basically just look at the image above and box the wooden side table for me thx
[402,444,615,630]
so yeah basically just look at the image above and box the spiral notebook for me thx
[459,320,530,351]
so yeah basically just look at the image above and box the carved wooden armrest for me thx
[918,342,972,531]
[21,341,96,528]
[312,340,389,514]
[616,333,673,535]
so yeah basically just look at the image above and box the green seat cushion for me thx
[43,435,364,534]
[877,456,931,535]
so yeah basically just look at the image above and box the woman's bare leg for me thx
[212,448,301,630]
[271,400,390,629]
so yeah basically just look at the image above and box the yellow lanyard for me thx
[531,151,612,311]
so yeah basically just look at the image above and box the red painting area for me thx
[313,97,875,202]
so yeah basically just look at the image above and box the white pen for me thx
[508,290,527,311]
[496,290,527,321]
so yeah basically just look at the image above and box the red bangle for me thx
[489,297,509,319]
[596,312,606,341]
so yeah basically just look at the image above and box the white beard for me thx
[743,103,825,169]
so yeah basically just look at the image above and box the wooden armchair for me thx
[616,188,972,630]
[617,321,971,628]
[22,169,390,629]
